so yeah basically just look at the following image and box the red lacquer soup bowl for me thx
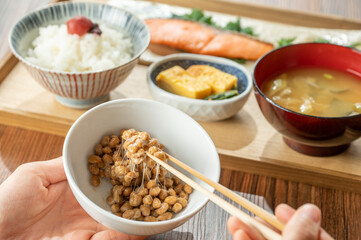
[253,43,361,156]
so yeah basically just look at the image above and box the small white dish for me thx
[63,98,220,236]
[147,53,252,121]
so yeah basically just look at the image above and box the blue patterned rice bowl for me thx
[9,2,150,109]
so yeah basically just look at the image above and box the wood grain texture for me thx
[1,0,361,61]
[231,0,361,21]
[2,62,361,193]
[220,169,361,239]
[163,153,284,231]
[0,52,18,84]
[145,0,361,29]
[1,1,361,239]
[147,153,282,239]
[0,125,64,183]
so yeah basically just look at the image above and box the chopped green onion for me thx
[353,103,361,113]
[323,73,333,79]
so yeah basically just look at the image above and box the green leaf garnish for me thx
[277,37,296,47]
[311,38,361,49]
[348,42,361,48]
[172,9,255,36]
[231,58,246,64]
[172,8,217,26]
[313,38,331,43]
[205,90,238,100]
[241,26,256,36]
[223,18,242,32]
[186,8,204,21]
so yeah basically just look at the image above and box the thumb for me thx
[282,204,321,240]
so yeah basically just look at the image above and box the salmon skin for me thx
[145,18,274,60]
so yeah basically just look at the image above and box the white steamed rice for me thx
[25,24,133,72]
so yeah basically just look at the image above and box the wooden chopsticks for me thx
[165,154,285,231]
[146,152,283,240]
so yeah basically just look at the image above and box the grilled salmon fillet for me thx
[145,18,274,60]
[145,18,215,53]
[199,33,274,60]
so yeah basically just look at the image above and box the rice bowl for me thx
[9,2,150,108]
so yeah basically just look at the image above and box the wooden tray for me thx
[1,0,361,194]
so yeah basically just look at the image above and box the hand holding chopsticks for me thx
[146,152,283,240]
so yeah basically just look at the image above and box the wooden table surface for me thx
[1,1,361,239]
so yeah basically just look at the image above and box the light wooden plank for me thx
[233,0,360,21]
[1,0,361,194]
[0,108,71,136]
[219,154,361,194]
[1,62,361,193]
[144,0,361,29]
[0,52,18,84]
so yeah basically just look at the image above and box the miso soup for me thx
[262,68,361,117]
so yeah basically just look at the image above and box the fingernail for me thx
[298,204,321,223]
